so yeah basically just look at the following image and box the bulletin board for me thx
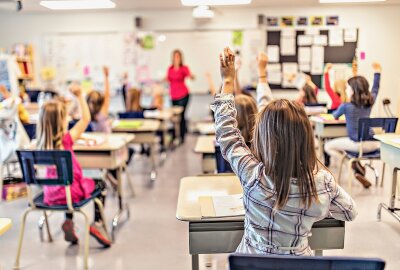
[266,28,358,89]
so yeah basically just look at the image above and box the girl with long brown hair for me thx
[213,47,356,255]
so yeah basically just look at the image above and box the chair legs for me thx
[14,209,33,270]
[347,158,357,194]
[365,161,379,186]
[381,163,386,187]
[75,209,90,270]
[94,197,110,236]
[337,154,347,184]
[38,211,53,242]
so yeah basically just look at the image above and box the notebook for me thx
[113,120,143,129]
[318,113,346,122]
[199,193,245,218]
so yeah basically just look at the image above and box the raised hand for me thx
[70,83,82,97]
[257,51,268,74]
[324,63,333,74]
[219,47,236,94]
[372,62,382,73]
[103,66,109,78]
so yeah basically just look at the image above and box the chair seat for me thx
[32,188,102,210]
[345,149,381,159]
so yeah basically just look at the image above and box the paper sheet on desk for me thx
[199,194,244,218]
[75,134,105,146]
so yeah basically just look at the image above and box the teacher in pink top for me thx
[167,49,195,143]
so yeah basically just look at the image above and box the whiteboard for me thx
[145,29,265,94]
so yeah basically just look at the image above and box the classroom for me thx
[0,0,400,269]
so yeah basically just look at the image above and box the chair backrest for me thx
[215,145,233,173]
[118,111,145,119]
[304,102,327,107]
[229,254,386,270]
[68,120,93,132]
[358,118,398,141]
[23,123,37,140]
[17,150,73,186]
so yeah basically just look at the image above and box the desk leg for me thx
[377,167,400,222]
[192,254,199,270]
[111,166,131,241]
[318,135,324,164]
[150,141,157,181]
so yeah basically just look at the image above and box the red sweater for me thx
[324,73,342,110]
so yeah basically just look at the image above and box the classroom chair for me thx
[118,111,145,119]
[228,254,386,270]
[215,145,233,173]
[14,150,108,270]
[337,118,398,192]
[23,123,36,140]
[68,119,94,132]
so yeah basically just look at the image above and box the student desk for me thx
[73,132,135,240]
[375,134,400,222]
[196,122,215,135]
[112,119,161,181]
[144,106,184,150]
[0,218,12,236]
[194,136,216,174]
[176,175,346,270]
[310,116,347,163]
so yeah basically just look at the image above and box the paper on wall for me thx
[297,35,313,46]
[313,35,328,46]
[306,28,320,36]
[281,28,295,37]
[267,63,282,84]
[329,29,344,47]
[299,63,311,72]
[298,47,311,63]
[344,28,357,42]
[282,63,298,87]
[311,46,324,75]
[267,45,280,63]
[281,37,296,56]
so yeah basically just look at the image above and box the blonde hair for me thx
[334,79,347,103]
[252,99,319,209]
[36,100,67,150]
[127,88,142,112]
[235,94,257,145]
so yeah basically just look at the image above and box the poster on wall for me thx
[266,17,279,27]
[232,30,243,46]
[310,16,324,26]
[297,17,308,26]
[326,16,339,26]
[281,16,294,27]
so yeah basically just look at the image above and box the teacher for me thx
[167,49,195,143]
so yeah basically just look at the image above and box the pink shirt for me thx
[43,133,95,205]
[167,65,191,101]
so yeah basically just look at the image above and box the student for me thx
[86,66,111,133]
[295,75,319,105]
[37,84,111,247]
[213,47,357,255]
[324,64,347,110]
[324,63,382,188]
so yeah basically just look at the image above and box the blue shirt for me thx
[333,73,380,142]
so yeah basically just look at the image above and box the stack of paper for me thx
[199,193,245,218]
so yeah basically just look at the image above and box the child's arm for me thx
[324,64,342,109]
[371,62,381,102]
[332,104,345,120]
[205,72,217,96]
[326,172,358,221]
[256,52,273,111]
[69,84,91,141]
[306,75,319,95]
[100,66,110,116]
[212,48,265,188]
[234,59,242,95]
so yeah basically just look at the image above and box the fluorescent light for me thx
[192,5,214,18]
[182,0,251,6]
[40,0,116,10]
[320,0,385,3]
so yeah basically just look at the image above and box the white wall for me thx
[0,4,399,119]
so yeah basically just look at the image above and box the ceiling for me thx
[6,0,400,13]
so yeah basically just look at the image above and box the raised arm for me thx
[69,84,91,141]
[332,103,345,120]
[212,47,263,188]
[256,52,273,111]
[100,66,110,116]
[371,62,381,102]
[305,75,319,95]
[326,172,358,221]
[324,64,342,109]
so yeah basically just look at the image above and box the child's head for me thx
[36,100,67,150]
[127,88,142,112]
[301,84,318,104]
[235,94,257,145]
[347,76,374,107]
[172,49,183,67]
[252,99,318,209]
[86,91,104,121]
[334,79,347,102]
